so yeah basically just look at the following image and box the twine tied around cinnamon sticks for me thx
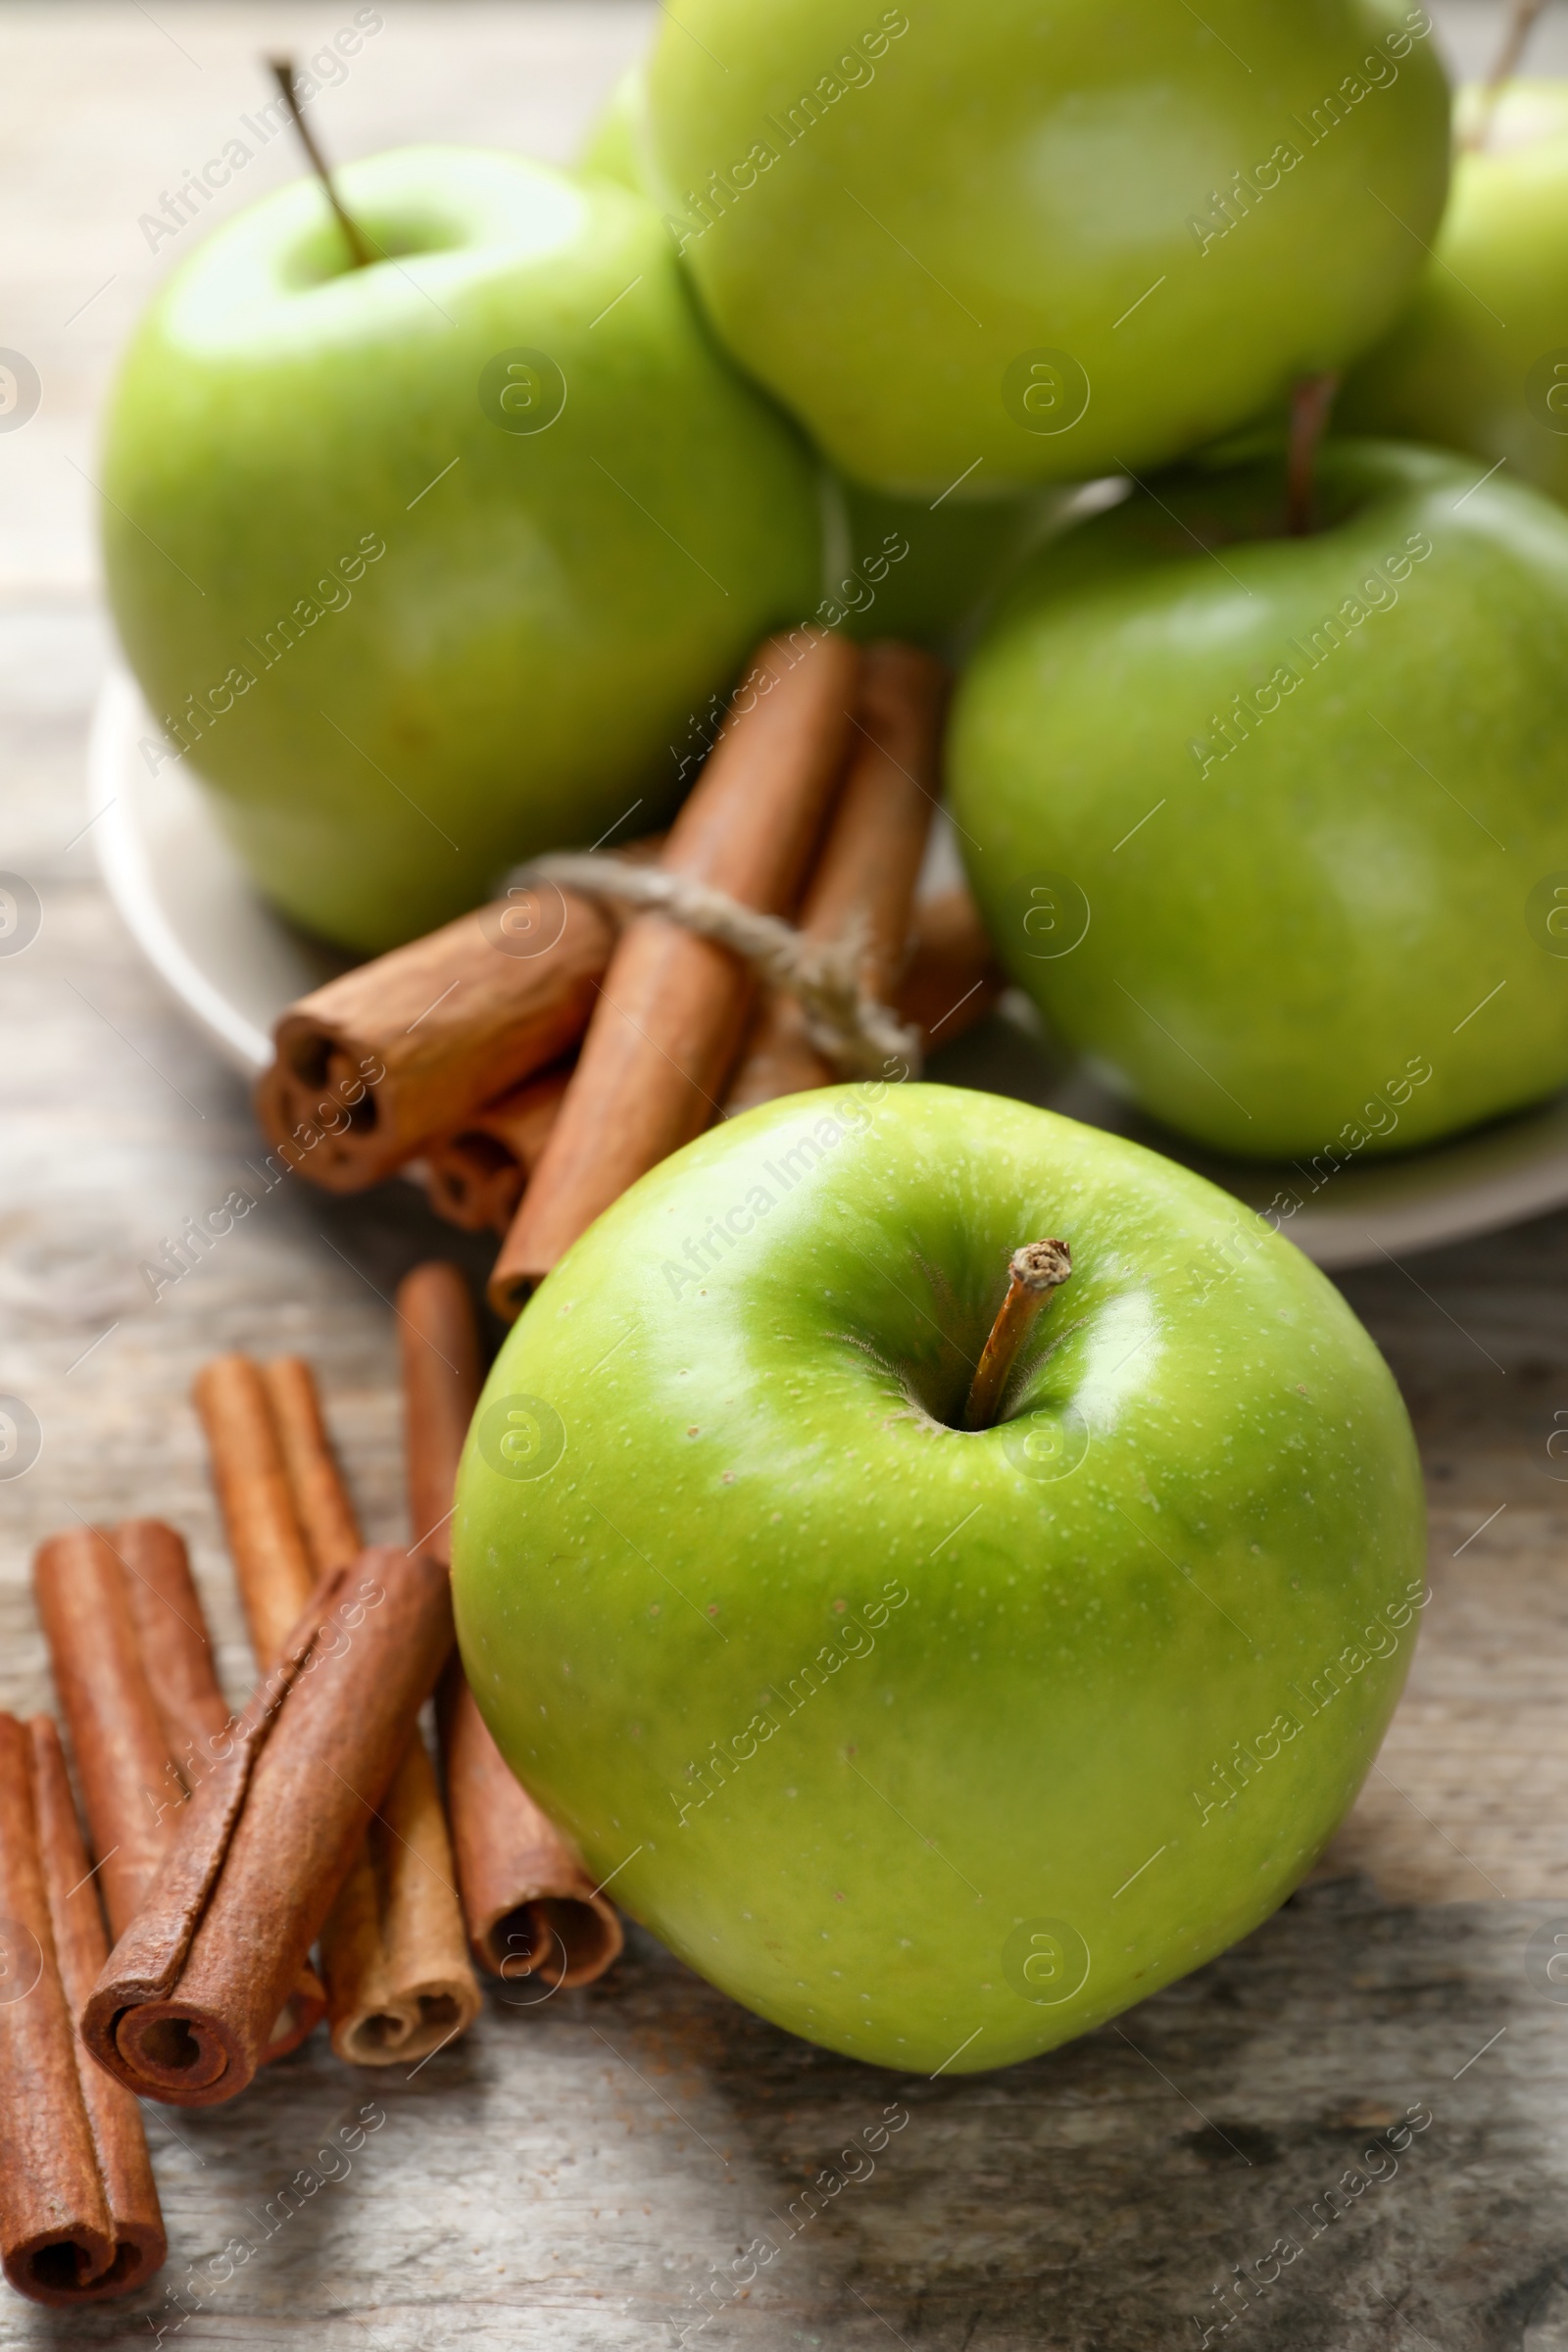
[509,855,925,1085]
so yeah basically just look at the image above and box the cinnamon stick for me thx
[898,887,1007,1054]
[260,1356,362,1576]
[31,1528,172,1939]
[198,1354,480,2066]
[109,1524,334,2054]
[193,1356,316,1661]
[82,1546,454,2106]
[0,1713,165,2303]
[725,641,943,1109]
[399,1264,484,1571]
[114,1518,231,1759]
[423,1063,572,1236]
[32,1522,328,2061]
[264,1356,481,2064]
[254,885,615,1193]
[490,628,859,1312]
[420,895,1001,1235]
[399,1261,623,1984]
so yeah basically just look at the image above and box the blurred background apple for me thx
[1342,79,1568,506]
[580,63,1065,648]
[637,0,1451,497]
[950,438,1568,1160]
[101,146,823,953]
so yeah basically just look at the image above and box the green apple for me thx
[580,65,1062,646]
[828,473,1066,649]
[949,438,1568,1163]
[579,63,648,190]
[101,146,822,952]
[1341,81,1568,507]
[637,0,1450,497]
[452,1083,1423,2072]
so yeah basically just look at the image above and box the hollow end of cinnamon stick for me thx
[437,1670,625,1991]
[252,1031,378,1194]
[487,1258,534,1325]
[482,1891,625,1988]
[398,1265,626,1993]
[108,2003,239,2099]
[84,1547,455,2108]
[255,886,615,1194]
[0,1715,166,2305]
[3,2214,164,2308]
[334,1984,469,2065]
[100,1973,324,2094]
[26,1718,167,2298]
[318,1737,482,2068]
[4,2229,158,2310]
[424,1063,572,1235]
[425,1129,526,1234]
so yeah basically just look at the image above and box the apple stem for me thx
[962,1240,1072,1432]
[267,55,374,270]
[1469,0,1548,148]
[1286,373,1340,537]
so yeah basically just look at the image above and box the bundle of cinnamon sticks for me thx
[254,630,1004,1311]
[4,631,1003,2306]
[5,1261,611,2305]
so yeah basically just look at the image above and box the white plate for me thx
[89,665,1568,1270]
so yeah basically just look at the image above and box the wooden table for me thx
[4,7,1568,2344]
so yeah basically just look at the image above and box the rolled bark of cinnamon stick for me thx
[725,641,944,1110]
[198,1355,480,2066]
[110,1523,328,2059]
[899,886,1007,1053]
[490,628,859,1313]
[82,1547,454,2107]
[193,1356,317,1662]
[0,1713,166,2304]
[437,1694,624,1984]
[113,1518,231,1760]
[254,886,616,1194]
[32,1521,328,2061]
[398,1261,623,1984]
[423,1063,572,1236]
[31,1528,172,1939]
[261,1357,481,2065]
[399,1264,483,1572]
[418,897,1001,1238]
[260,1357,362,1577]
